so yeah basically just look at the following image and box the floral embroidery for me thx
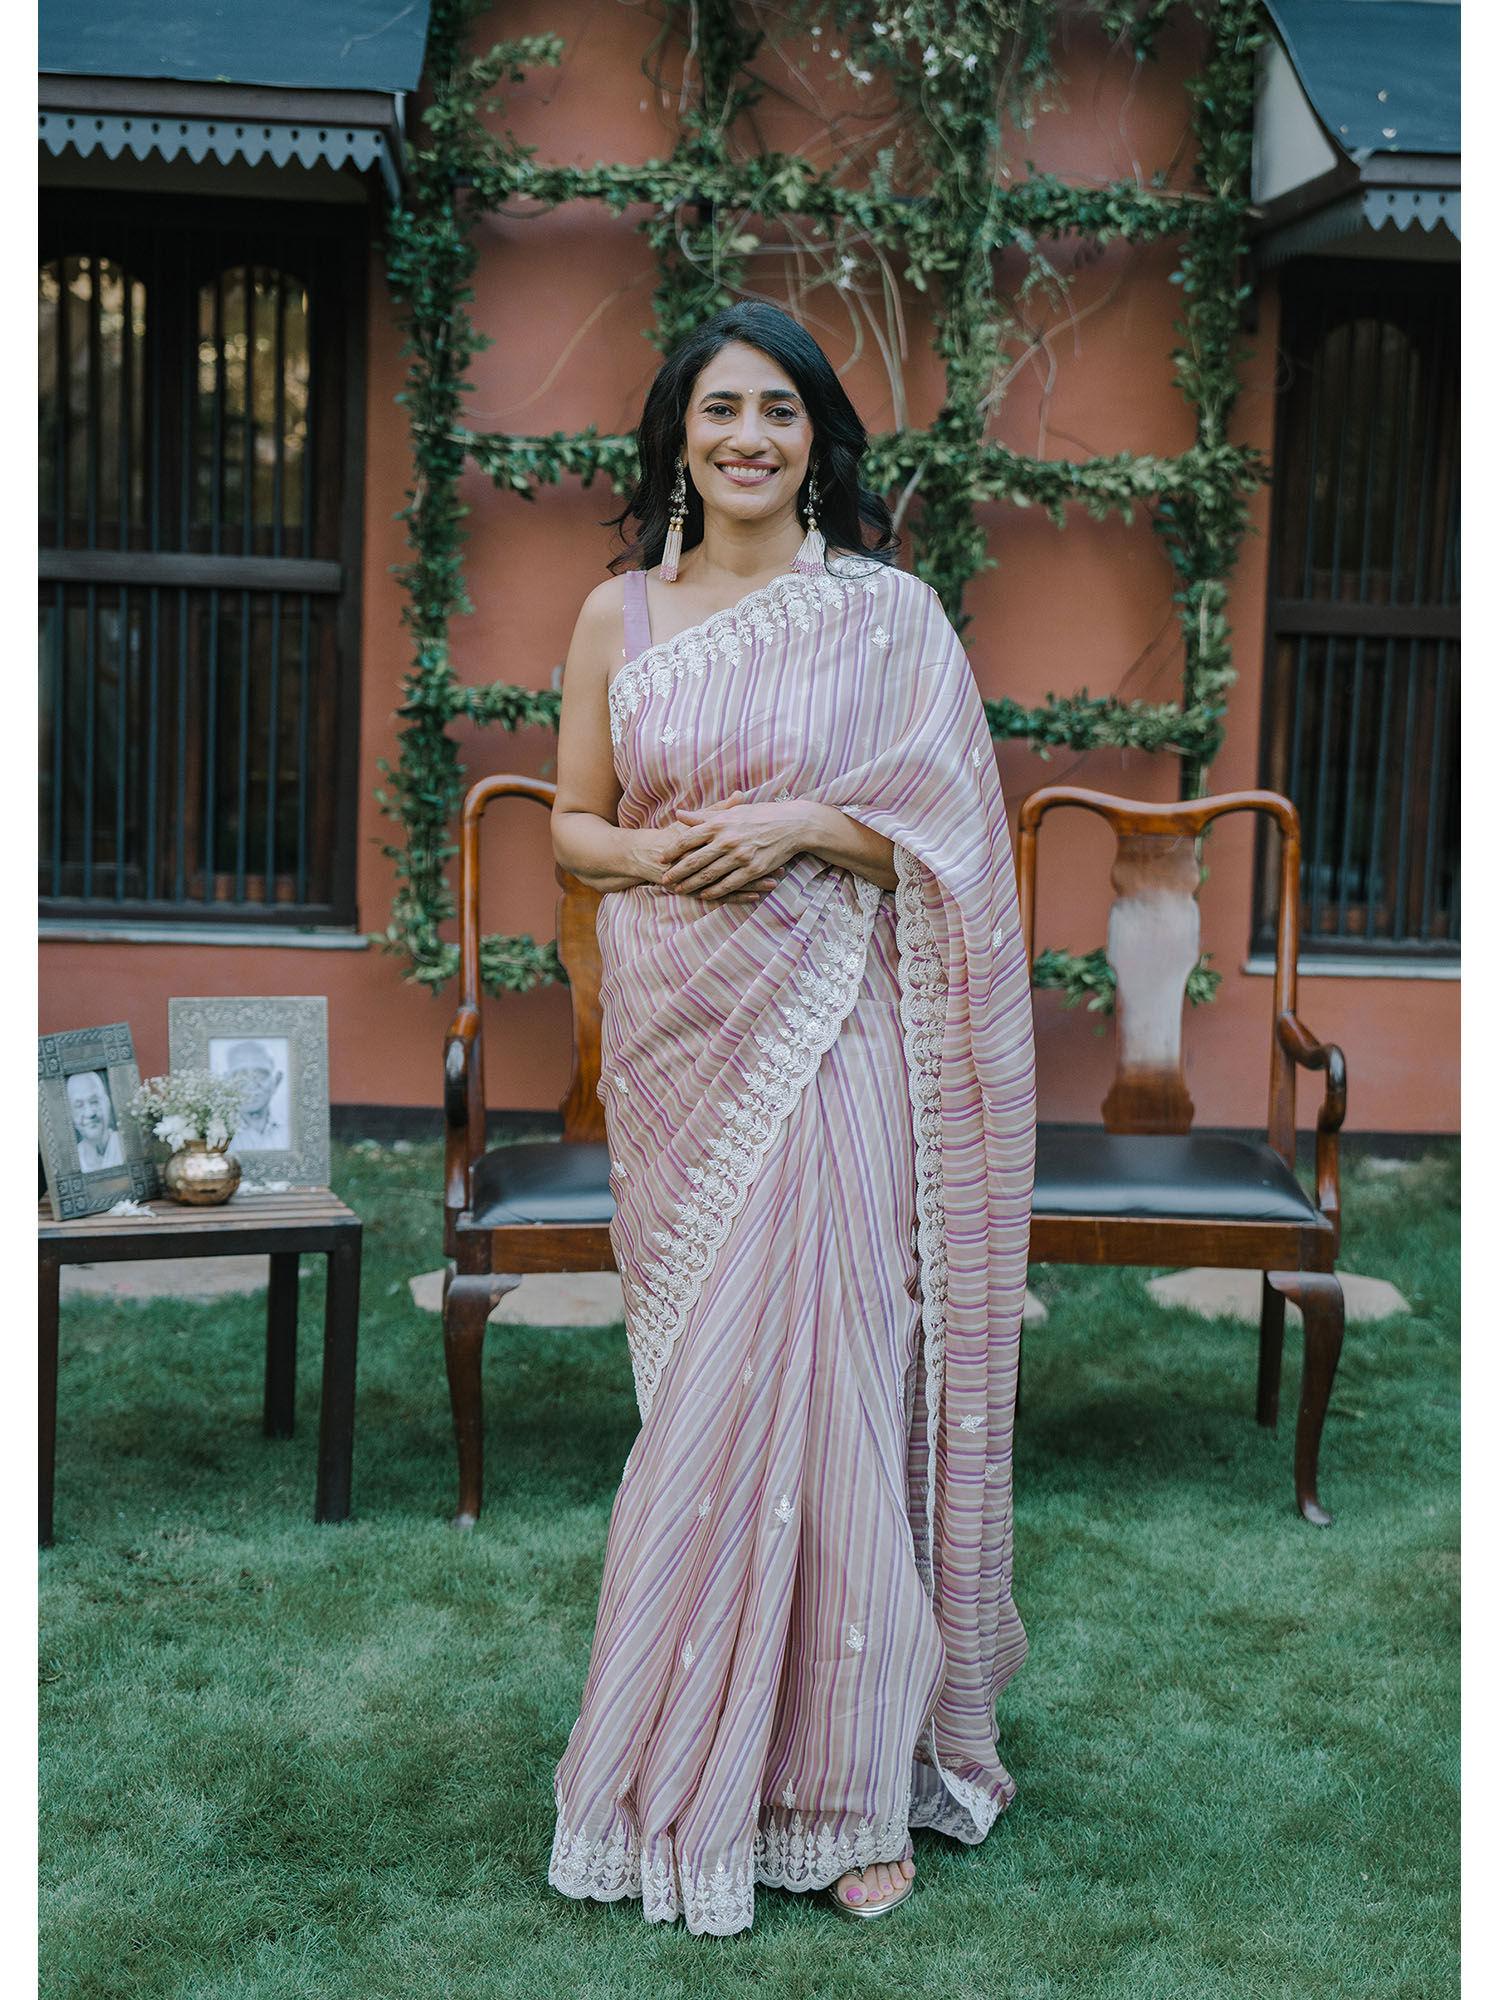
[741,1360,754,1385]
[549,1799,921,1936]
[697,1494,712,1518]
[550,1816,633,1904]
[959,1413,984,1432]
[608,570,852,746]
[984,1460,1001,1482]
[916,1722,1006,1843]
[846,1622,865,1652]
[681,1638,695,1668]
[991,919,1005,948]
[782,1781,796,1809]
[774,787,791,801]
[623,874,884,1419]
[970,741,987,767]
[660,723,680,745]
[871,624,892,649]
[773,1492,795,1525]
[893,841,950,1599]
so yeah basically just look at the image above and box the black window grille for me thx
[38,193,366,923]
[1253,258,1459,960]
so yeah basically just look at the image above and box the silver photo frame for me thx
[38,1021,160,1219]
[168,996,331,1190]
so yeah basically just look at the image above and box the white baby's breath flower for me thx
[131,1066,252,1147]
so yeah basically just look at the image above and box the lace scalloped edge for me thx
[892,840,950,1594]
[607,568,855,746]
[623,871,885,1421]
[548,1768,1012,1935]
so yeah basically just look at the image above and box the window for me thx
[38,193,366,924]
[1253,258,1458,960]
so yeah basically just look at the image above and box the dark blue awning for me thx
[39,1,434,199]
[39,1,433,96]
[1252,0,1459,261]
[1262,0,1459,158]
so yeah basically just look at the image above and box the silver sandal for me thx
[826,1841,916,1918]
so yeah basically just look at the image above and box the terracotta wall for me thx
[37,4,1459,1133]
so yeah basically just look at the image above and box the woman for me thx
[547,301,1036,1936]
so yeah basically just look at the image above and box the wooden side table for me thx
[39,1188,362,1546]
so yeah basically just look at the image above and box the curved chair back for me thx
[458,774,605,1143]
[1015,785,1304,1156]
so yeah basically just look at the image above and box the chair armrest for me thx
[1275,1011,1348,1244]
[443,1003,485,1215]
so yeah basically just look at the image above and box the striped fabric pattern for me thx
[549,549,1037,1935]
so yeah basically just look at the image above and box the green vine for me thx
[1033,946,1223,1022]
[380,0,1268,1002]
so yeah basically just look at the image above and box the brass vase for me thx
[162,1139,242,1206]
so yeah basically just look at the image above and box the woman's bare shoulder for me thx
[567,572,630,673]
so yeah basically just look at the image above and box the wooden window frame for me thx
[38,188,368,929]
[1251,254,1459,965]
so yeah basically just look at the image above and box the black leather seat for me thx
[471,1129,1315,1230]
[1033,1128,1317,1225]
[470,1141,613,1227]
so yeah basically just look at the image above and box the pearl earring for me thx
[803,456,819,534]
[793,454,827,574]
[660,460,687,583]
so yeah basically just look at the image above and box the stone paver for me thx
[60,1255,271,1301]
[1145,1266,1409,1323]
[408,1268,625,1327]
[410,1267,1050,1328]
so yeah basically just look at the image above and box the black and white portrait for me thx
[210,1035,293,1152]
[172,999,328,1188]
[38,1022,157,1219]
[65,1067,126,1173]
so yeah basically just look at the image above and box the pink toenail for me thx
[845,1885,864,1902]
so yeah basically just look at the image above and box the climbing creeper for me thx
[380,0,1268,1009]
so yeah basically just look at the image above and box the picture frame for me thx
[168,996,331,1191]
[38,1021,160,1220]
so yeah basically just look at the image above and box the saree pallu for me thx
[548,552,1037,1935]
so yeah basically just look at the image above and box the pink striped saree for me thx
[547,541,1036,1935]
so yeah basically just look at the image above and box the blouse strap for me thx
[622,568,653,663]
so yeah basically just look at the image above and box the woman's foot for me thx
[833,1849,916,1911]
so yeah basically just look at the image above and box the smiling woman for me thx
[545,303,1036,1936]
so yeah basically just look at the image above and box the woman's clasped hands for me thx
[650,788,803,903]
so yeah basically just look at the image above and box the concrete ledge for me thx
[1145,1267,1410,1323]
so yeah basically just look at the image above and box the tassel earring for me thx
[660,460,687,583]
[794,454,826,573]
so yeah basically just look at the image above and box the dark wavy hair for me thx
[605,302,899,575]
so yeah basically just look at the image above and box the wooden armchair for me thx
[1019,785,1348,1525]
[442,774,613,1527]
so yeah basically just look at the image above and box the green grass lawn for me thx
[40,1138,1458,2000]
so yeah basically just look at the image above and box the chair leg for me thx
[1256,1273,1287,1428]
[1265,1270,1345,1527]
[1014,1324,1024,1423]
[442,1269,521,1529]
[40,1253,60,1550]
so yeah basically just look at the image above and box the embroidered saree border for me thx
[622,870,885,1419]
[607,567,860,747]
